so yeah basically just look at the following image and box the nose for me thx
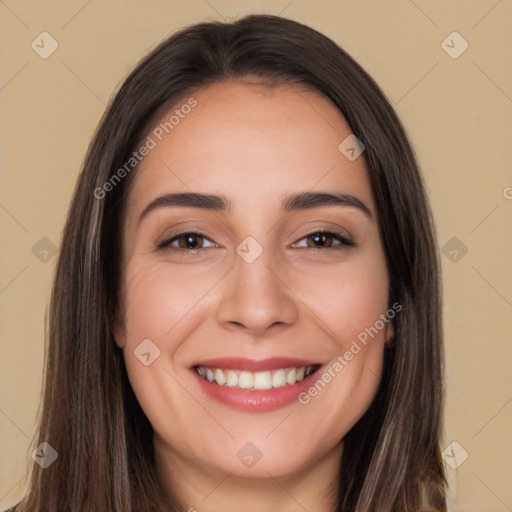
[216,246,299,337]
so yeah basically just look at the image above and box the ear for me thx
[384,319,394,348]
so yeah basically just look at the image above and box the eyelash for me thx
[156,229,355,256]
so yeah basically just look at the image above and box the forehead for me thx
[126,78,372,217]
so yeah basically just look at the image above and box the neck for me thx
[154,436,343,512]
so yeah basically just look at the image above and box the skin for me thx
[114,78,393,512]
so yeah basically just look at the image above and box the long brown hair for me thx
[15,14,447,512]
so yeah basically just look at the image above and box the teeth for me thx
[214,368,226,386]
[272,369,287,388]
[238,372,253,389]
[253,371,272,390]
[196,365,317,389]
[226,370,238,387]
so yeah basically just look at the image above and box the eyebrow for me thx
[137,191,373,225]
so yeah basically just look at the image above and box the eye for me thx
[157,231,215,252]
[157,229,355,255]
[292,230,355,250]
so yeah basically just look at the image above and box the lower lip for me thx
[192,367,323,412]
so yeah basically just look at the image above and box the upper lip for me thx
[192,357,322,372]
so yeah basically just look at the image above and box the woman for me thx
[11,14,447,512]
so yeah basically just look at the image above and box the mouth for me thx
[194,364,320,390]
[190,357,324,412]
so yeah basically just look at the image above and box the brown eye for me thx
[307,232,335,248]
[294,230,355,250]
[176,233,204,250]
[157,232,215,251]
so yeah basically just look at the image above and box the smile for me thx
[191,357,324,412]
[195,365,319,390]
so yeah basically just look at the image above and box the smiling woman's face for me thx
[114,78,392,484]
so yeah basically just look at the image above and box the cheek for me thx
[288,248,390,344]
[119,258,224,419]
[287,248,389,429]
[122,258,220,341]
[119,259,222,454]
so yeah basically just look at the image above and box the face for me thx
[114,78,393,482]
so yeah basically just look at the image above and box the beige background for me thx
[1,1,511,510]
